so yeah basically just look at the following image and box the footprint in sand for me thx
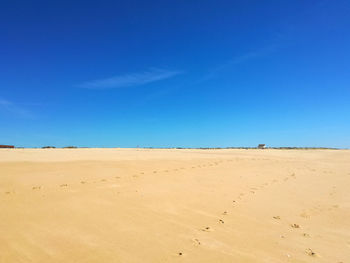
[201,226,213,232]
[60,184,68,187]
[32,186,41,190]
[302,233,310,238]
[222,211,228,215]
[291,223,300,229]
[305,248,317,257]
[192,238,201,246]
[273,216,281,220]
[219,219,225,224]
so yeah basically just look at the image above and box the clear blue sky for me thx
[1,0,349,148]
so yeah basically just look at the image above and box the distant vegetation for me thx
[41,146,77,149]
[9,146,342,150]
[142,147,339,150]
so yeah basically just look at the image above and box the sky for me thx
[1,0,350,148]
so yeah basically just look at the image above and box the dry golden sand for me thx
[0,148,349,262]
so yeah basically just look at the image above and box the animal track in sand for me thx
[219,219,225,224]
[32,186,41,190]
[302,233,310,238]
[60,184,68,187]
[222,211,228,215]
[273,216,281,220]
[291,223,300,229]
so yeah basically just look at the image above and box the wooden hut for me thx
[257,144,266,149]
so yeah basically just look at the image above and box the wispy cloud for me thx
[78,68,182,90]
[130,46,279,106]
[0,98,34,118]
[199,45,278,82]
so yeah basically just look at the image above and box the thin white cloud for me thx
[199,45,278,83]
[0,98,34,118]
[78,68,182,89]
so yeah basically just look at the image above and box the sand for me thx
[0,148,349,262]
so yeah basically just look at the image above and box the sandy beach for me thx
[0,148,349,262]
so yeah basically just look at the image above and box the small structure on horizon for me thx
[257,144,266,149]
[0,145,15,148]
